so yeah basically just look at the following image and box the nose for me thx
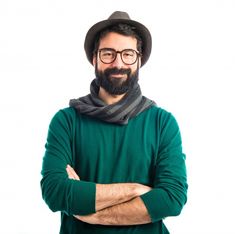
[111,53,124,68]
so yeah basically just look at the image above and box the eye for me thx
[101,49,115,58]
[122,50,135,58]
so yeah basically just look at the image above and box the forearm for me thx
[66,165,151,212]
[75,196,151,226]
[95,183,151,211]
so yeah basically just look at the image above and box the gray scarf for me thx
[69,79,155,125]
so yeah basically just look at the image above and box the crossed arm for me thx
[66,165,152,225]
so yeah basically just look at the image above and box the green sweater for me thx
[41,106,187,234]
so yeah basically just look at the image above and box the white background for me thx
[0,0,235,233]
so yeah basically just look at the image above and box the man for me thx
[41,11,188,234]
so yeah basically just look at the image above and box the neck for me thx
[99,87,125,105]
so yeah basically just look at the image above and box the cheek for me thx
[97,61,111,71]
[130,64,138,73]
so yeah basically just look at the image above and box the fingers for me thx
[66,165,74,179]
[136,184,152,196]
[66,165,80,180]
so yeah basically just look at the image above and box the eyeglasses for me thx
[98,48,141,65]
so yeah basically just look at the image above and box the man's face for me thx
[93,32,141,95]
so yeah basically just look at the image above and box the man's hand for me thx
[66,165,80,180]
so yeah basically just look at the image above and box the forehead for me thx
[99,32,137,50]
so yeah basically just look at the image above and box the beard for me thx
[95,64,139,95]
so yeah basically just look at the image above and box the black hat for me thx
[84,11,152,67]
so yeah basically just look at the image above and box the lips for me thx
[110,73,127,78]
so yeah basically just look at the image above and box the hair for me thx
[93,24,143,55]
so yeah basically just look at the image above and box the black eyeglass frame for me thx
[98,48,142,65]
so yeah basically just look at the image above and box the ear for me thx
[92,55,97,66]
[138,57,142,68]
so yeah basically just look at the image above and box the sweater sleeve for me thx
[140,112,188,222]
[40,108,96,215]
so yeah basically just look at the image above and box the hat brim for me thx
[84,18,152,67]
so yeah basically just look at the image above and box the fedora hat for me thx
[84,11,152,67]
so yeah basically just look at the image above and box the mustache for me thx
[104,67,131,76]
